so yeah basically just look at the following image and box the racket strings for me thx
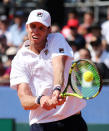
[71,61,101,98]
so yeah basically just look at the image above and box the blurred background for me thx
[0,0,109,131]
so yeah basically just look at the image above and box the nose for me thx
[33,28,39,33]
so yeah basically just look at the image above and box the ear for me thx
[26,24,29,32]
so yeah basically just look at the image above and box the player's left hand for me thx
[51,90,66,106]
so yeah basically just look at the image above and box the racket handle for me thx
[60,93,74,97]
[60,93,66,98]
[60,93,83,98]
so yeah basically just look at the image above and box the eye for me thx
[30,24,36,29]
[39,26,46,31]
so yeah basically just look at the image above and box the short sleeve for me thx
[50,33,73,58]
[10,53,30,90]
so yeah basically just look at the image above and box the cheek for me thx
[40,31,48,39]
[26,28,32,37]
[27,27,33,33]
[27,33,30,39]
[26,31,32,41]
[41,34,48,40]
[26,25,33,33]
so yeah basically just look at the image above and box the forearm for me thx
[51,55,67,108]
[17,83,39,110]
[52,55,67,87]
[19,95,39,110]
[53,66,64,86]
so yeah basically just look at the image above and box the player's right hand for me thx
[51,90,66,106]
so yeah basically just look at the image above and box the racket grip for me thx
[60,93,83,98]
[60,93,66,98]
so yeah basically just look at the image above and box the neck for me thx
[29,40,46,54]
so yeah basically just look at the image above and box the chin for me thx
[31,39,39,44]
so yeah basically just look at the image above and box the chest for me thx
[25,52,53,79]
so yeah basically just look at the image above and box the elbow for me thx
[21,101,39,110]
[19,98,31,110]
[20,101,29,110]
[21,103,31,110]
[23,106,39,110]
[23,106,30,110]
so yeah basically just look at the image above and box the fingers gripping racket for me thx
[61,59,102,100]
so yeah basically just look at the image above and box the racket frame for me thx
[61,59,103,100]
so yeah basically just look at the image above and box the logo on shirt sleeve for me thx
[59,48,64,53]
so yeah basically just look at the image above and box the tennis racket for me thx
[61,59,102,99]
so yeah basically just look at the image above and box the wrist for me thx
[53,85,61,92]
[35,95,44,105]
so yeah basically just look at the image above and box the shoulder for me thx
[47,32,67,46]
[47,32,73,49]
[12,48,23,65]
[47,32,65,41]
[12,40,30,63]
[47,33,73,58]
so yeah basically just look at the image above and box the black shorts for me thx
[30,113,88,131]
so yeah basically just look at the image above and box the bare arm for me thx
[17,83,61,110]
[52,55,68,87]
[17,55,67,110]
[17,83,39,110]
[50,55,67,105]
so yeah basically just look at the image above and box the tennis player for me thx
[10,9,87,131]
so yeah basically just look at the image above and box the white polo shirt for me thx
[10,33,86,125]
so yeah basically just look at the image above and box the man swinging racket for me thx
[10,9,87,131]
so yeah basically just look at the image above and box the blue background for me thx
[0,86,109,123]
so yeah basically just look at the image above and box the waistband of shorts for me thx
[32,111,81,126]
